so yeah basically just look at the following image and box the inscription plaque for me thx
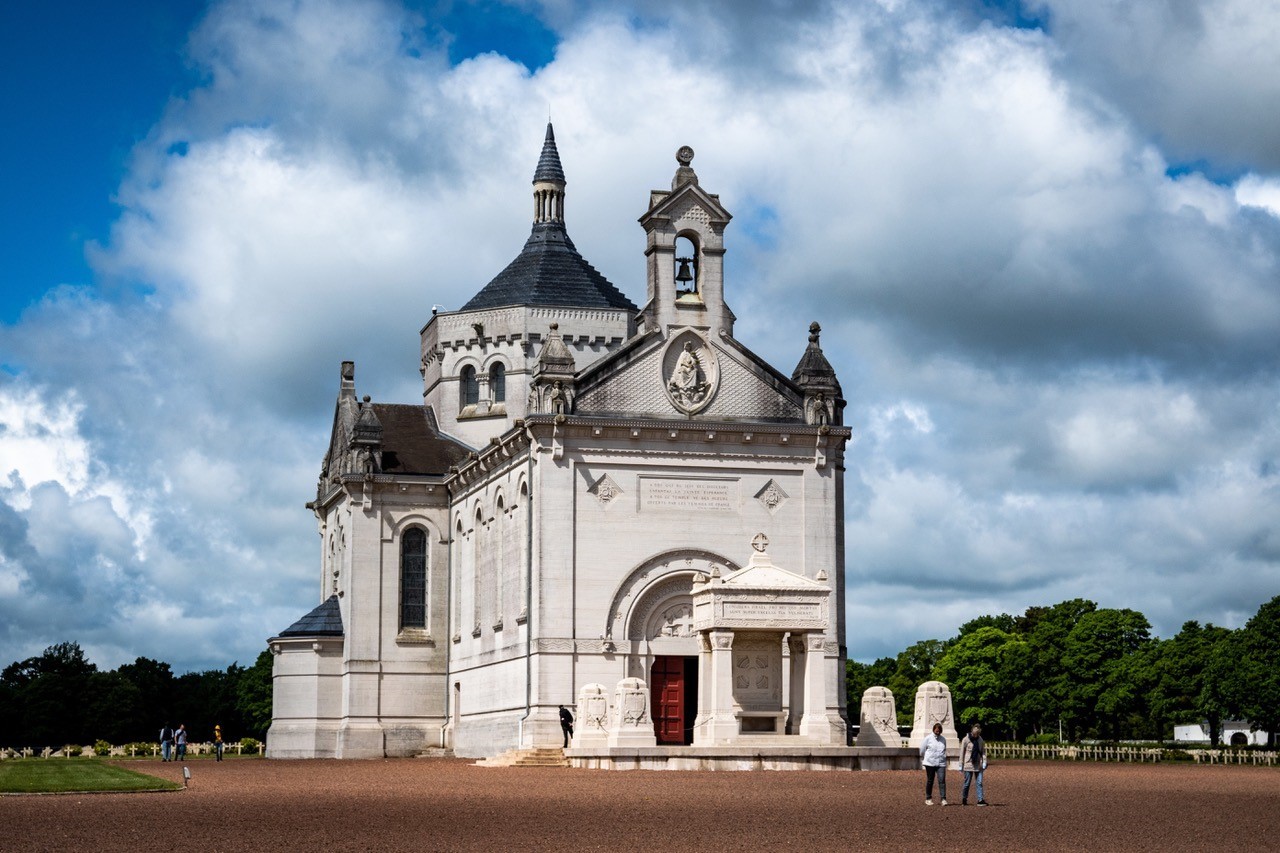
[640,478,737,513]
[722,602,822,621]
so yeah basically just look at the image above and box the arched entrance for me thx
[609,550,738,746]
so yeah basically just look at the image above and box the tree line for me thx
[0,642,273,749]
[846,595,1280,747]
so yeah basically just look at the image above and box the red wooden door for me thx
[651,657,685,744]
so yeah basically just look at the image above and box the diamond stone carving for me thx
[755,479,789,514]
[590,473,623,506]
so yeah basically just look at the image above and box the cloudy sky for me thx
[2,0,1278,673]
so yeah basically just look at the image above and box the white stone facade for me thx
[267,134,854,762]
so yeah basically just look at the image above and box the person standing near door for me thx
[559,705,574,748]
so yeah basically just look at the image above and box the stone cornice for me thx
[444,428,534,494]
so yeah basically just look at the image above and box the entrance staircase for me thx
[474,747,569,767]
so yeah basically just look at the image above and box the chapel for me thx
[266,126,853,764]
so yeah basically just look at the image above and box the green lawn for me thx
[0,759,182,794]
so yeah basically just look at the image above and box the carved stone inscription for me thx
[722,602,822,621]
[640,478,737,513]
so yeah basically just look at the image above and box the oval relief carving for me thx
[661,330,718,415]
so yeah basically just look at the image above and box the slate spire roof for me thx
[533,122,565,184]
[460,124,637,313]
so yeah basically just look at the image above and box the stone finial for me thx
[672,145,699,189]
[537,324,576,372]
[808,322,821,344]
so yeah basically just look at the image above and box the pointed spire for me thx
[536,323,576,374]
[533,122,565,185]
[532,123,567,226]
[792,322,842,426]
[792,323,841,390]
[352,395,383,448]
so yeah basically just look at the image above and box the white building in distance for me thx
[266,127,853,762]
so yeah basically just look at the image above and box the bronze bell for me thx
[675,256,694,290]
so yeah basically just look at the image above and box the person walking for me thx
[960,723,988,806]
[214,724,224,761]
[159,724,174,762]
[920,721,949,806]
[175,724,188,761]
[559,704,574,748]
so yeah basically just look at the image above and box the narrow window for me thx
[459,365,479,408]
[489,363,506,403]
[400,527,427,629]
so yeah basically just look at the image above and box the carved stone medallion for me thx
[589,473,623,507]
[754,479,789,514]
[660,330,718,415]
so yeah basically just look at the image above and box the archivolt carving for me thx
[604,549,739,640]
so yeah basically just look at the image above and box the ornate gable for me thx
[573,327,804,422]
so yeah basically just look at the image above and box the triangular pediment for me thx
[573,329,805,423]
[720,562,826,590]
[640,181,733,229]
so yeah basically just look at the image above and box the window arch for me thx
[489,363,506,403]
[459,365,479,408]
[400,527,427,629]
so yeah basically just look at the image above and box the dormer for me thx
[638,146,735,338]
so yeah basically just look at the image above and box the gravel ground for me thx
[3,758,1276,852]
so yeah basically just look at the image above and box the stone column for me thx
[786,633,806,735]
[693,632,712,738]
[699,629,739,744]
[799,633,831,740]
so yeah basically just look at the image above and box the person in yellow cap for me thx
[214,724,224,762]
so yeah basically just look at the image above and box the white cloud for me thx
[1235,173,1280,218]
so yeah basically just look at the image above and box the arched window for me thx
[459,365,479,408]
[489,363,506,403]
[400,527,427,629]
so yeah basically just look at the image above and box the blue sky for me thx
[1,0,1279,674]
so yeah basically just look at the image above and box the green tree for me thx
[1060,608,1151,739]
[1233,596,1280,747]
[934,626,1027,739]
[846,656,896,723]
[888,639,947,726]
[3,642,98,746]
[235,649,274,740]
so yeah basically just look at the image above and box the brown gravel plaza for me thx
[5,758,1278,852]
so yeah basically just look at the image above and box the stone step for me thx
[474,747,569,768]
[413,747,454,759]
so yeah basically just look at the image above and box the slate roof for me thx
[533,123,565,184]
[460,223,638,312]
[371,403,471,474]
[460,123,637,313]
[278,595,344,637]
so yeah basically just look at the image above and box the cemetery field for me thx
[3,758,1277,851]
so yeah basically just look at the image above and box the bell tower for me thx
[638,147,735,338]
